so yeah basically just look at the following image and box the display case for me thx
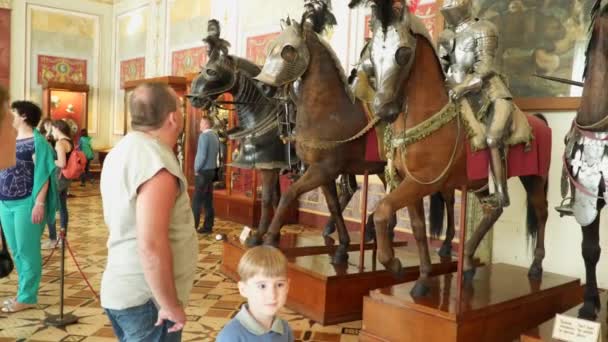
[122,76,188,171]
[42,81,89,139]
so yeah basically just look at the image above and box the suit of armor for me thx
[439,0,513,207]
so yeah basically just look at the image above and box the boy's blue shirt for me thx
[216,304,293,342]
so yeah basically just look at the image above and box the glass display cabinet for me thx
[42,81,89,140]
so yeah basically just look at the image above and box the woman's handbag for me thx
[0,225,14,278]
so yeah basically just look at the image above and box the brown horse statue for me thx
[252,15,461,266]
[353,0,551,296]
[559,0,608,320]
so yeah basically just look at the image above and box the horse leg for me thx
[320,182,351,264]
[409,199,433,297]
[258,165,332,246]
[246,169,280,246]
[272,169,281,209]
[438,190,456,258]
[519,176,548,279]
[323,174,357,237]
[368,173,397,243]
[463,195,503,283]
[373,178,428,277]
[579,216,601,320]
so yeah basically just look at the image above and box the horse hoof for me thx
[578,302,598,321]
[323,223,336,237]
[438,244,452,258]
[331,246,349,265]
[263,233,280,247]
[528,264,543,280]
[245,235,263,247]
[463,268,476,284]
[384,258,405,279]
[410,280,430,298]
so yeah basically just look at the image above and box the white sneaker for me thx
[41,239,57,250]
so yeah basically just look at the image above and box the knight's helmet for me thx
[440,0,472,27]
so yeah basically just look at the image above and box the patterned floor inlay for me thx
[0,185,362,341]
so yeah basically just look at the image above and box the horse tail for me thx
[523,178,548,250]
[429,192,445,239]
[522,111,549,250]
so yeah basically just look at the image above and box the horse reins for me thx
[399,101,462,185]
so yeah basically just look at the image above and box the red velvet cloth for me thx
[365,128,382,162]
[466,114,552,180]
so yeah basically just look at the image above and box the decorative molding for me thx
[0,0,10,10]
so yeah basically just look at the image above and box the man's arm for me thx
[194,133,209,173]
[136,169,185,331]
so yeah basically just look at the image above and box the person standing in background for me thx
[38,118,58,250]
[192,116,219,234]
[0,100,58,313]
[51,120,73,236]
[78,129,94,186]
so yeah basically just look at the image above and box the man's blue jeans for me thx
[104,300,182,342]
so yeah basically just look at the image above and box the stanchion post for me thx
[359,172,369,272]
[44,229,78,327]
[455,186,468,317]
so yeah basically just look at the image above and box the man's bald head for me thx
[129,83,178,131]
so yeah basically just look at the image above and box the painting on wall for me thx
[246,32,280,65]
[414,1,440,39]
[0,9,9,88]
[471,0,593,97]
[172,46,207,77]
[37,55,87,85]
[120,57,145,86]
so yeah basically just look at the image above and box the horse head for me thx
[255,18,311,87]
[367,2,416,122]
[188,52,241,110]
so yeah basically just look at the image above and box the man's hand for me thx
[155,305,187,333]
[32,203,45,224]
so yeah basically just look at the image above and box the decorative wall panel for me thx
[37,55,87,85]
[171,46,207,76]
[119,57,145,85]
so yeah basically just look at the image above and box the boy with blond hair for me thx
[217,246,294,341]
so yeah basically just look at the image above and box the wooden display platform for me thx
[360,263,582,342]
[221,231,408,262]
[220,233,457,325]
[520,291,602,342]
[212,190,299,227]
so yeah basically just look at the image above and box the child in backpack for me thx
[78,129,94,186]
[51,120,73,236]
[217,246,293,342]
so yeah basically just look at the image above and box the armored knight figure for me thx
[438,0,513,208]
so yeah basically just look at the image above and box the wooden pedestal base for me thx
[212,190,298,227]
[361,263,582,342]
[521,291,602,342]
[220,234,456,325]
